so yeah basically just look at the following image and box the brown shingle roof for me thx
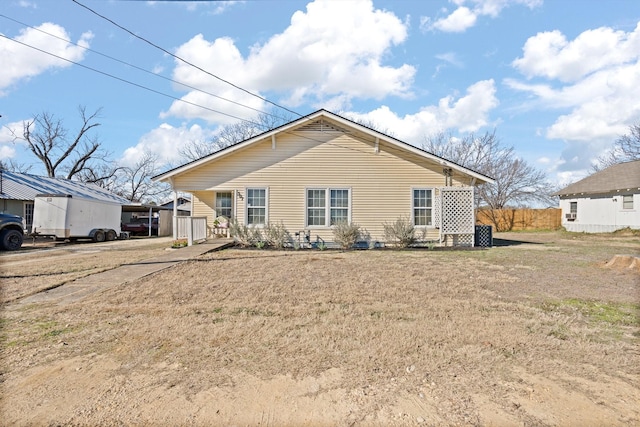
[554,159,640,196]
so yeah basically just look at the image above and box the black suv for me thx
[0,213,25,251]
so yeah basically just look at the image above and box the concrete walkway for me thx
[18,239,234,306]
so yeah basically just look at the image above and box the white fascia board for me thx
[153,110,495,185]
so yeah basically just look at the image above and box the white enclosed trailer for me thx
[32,194,122,242]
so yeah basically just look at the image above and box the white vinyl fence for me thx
[176,216,208,246]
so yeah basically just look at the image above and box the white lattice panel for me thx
[437,187,475,247]
[440,187,474,234]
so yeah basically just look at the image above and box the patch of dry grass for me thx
[1,232,638,425]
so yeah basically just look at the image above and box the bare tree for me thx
[180,111,293,162]
[20,106,106,180]
[118,153,169,203]
[593,123,640,171]
[0,158,33,173]
[423,130,556,228]
[75,162,124,193]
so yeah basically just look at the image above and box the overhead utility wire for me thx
[2,18,375,160]
[0,14,283,124]
[72,0,303,119]
[0,34,264,126]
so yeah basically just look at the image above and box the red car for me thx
[121,217,158,236]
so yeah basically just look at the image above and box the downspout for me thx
[168,177,177,240]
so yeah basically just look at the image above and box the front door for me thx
[215,192,233,219]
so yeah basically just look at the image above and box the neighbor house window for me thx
[306,188,351,227]
[570,201,577,215]
[622,195,634,210]
[413,189,433,226]
[246,188,267,225]
[215,191,233,218]
[23,202,34,231]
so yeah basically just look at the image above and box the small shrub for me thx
[264,221,290,249]
[229,219,262,247]
[383,217,415,248]
[171,239,188,248]
[332,220,361,249]
[255,240,266,249]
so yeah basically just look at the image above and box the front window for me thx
[570,201,577,215]
[246,188,266,225]
[330,189,349,224]
[413,189,433,226]
[622,195,633,210]
[215,192,233,219]
[306,188,351,227]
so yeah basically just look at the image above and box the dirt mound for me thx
[603,255,640,273]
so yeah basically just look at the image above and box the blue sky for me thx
[1,0,640,186]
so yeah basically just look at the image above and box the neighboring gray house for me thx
[0,170,129,231]
[554,160,640,233]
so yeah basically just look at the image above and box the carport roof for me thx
[0,170,130,204]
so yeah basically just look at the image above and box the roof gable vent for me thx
[297,119,348,133]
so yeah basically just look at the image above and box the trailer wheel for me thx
[93,230,106,243]
[106,229,117,241]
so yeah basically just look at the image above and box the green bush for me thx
[383,217,415,248]
[332,220,361,249]
[264,222,290,249]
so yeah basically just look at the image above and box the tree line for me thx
[2,105,639,209]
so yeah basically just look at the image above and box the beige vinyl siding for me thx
[175,129,466,242]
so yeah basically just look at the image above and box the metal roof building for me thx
[0,170,130,204]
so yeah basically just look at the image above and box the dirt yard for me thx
[1,231,638,426]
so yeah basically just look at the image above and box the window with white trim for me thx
[246,188,267,225]
[622,195,633,210]
[306,188,350,227]
[412,188,433,226]
[570,201,577,215]
[23,202,34,231]
[215,191,233,219]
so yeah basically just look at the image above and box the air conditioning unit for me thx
[565,213,576,220]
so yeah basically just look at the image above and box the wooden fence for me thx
[476,208,561,232]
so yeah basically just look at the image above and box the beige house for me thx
[154,110,494,246]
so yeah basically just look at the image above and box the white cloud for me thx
[512,23,640,82]
[435,52,464,68]
[422,0,542,33]
[120,122,216,167]
[0,120,26,160]
[507,23,640,169]
[347,79,498,144]
[164,0,414,123]
[429,6,477,33]
[0,23,93,95]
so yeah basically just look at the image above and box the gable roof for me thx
[554,159,640,196]
[153,109,495,185]
[0,170,130,205]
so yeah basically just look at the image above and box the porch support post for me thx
[272,135,276,150]
[148,206,152,237]
[172,190,178,240]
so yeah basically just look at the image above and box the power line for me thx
[71,0,303,119]
[1,31,359,156]
[0,33,266,126]
[0,13,286,124]
[1,10,385,163]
